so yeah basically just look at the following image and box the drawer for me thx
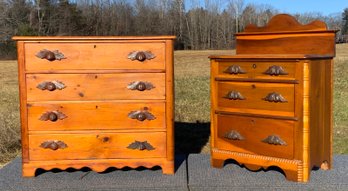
[26,73,165,101]
[215,114,294,159]
[24,42,165,71]
[217,61,297,80]
[28,102,165,131]
[217,82,294,115]
[29,132,166,160]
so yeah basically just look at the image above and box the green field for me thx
[0,46,347,166]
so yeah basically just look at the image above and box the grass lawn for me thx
[0,45,347,166]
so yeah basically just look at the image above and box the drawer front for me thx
[217,82,294,114]
[215,114,294,159]
[217,61,297,80]
[29,132,166,160]
[28,102,165,131]
[26,73,165,101]
[24,42,165,71]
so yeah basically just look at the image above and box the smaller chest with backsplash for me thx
[209,14,336,182]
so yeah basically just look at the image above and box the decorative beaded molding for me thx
[212,148,301,165]
[297,161,304,181]
[302,62,310,182]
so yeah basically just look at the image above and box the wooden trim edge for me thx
[215,111,298,121]
[215,77,299,84]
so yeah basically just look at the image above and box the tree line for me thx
[1,0,347,59]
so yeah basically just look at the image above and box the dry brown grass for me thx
[336,44,348,58]
[0,60,21,166]
[0,45,347,166]
[333,44,348,154]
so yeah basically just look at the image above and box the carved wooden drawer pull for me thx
[224,65,246,74]
[264,65,288,76]
[263,92,287,103]
[39,111,67,122]
[37,80,66,91]
[127,141,155,151]
[128,107,156,121]
[127,81,155,91]
[40,140,67,150]
[36,49,66,61]
[224,130,244,141]
[224,91,245,100]
[128,51,155,62]
[262,135,287,146]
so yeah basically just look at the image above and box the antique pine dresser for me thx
[209,14,336,182]
[12,36,176,177]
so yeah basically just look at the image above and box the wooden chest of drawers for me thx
[13,36,175,177]
[209,14,336,182]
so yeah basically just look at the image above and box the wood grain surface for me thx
[27,101,166,131]
[26,73,165,101]
[217,81,295,114]
[24,42,166,71]
[217,61,297,80]
[215,114,294,159]
[29,132,166,160]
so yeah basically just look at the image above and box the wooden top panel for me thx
[237,14,334,35]
[235,14,336,56]
[12,36,176,41]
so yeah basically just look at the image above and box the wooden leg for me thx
[22,166,37,177]
[320,160,330,170]
[211,158,225,168]
[161,161,174,175]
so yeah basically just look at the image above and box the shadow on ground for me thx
[174,121,210,154]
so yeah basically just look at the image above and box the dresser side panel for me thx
[325,59,333,169]
[165,40,174,161]
[17,41,29,163]
[308,59,333,169]
[210,59,219,150]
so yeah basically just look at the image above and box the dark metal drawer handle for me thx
[40,140,67,150]
[224,130,244,141]
[264,65,288,76]
[37,80,66,91]
[128,51,155,62]
[262,135,287,146]
[127,141,155,151]
[224,65,246,74]
[36,49,66,61]
[127,81,155,91]
[39,111,67,122]
[224,91,245,100]
[263,92,287,103]
[128,107,156,121]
